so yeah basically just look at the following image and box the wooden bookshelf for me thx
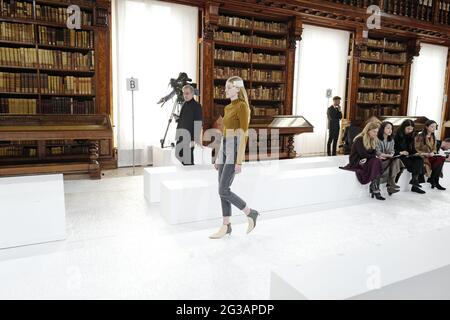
[348,32,415,122]
[201,7,301,159]
[0,0,114,178]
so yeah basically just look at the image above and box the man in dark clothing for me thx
[327,96,343,156]
[175,85,203,165]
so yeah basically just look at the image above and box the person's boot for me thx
[387,177,400,194]
[411,175,426,194]
[370,179,385,200]
[209,223,232,239]
[430,166,446,191]
[247,209,260,234]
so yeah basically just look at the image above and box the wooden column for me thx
[285,16,302,116]
[347,27,366,122]
[441,49,450,140]
[200,1,219,130]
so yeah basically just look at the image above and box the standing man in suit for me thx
[327,96,343,156]
[175,85,203,165]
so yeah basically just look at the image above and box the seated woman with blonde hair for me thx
[341,121,384,200]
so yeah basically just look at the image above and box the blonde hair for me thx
[355,121,380,150]
[226,76,250,110]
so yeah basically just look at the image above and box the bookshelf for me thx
[213,13,288,122]
[200,8,301,159]
[0,0,114,177]
[352,34,412,121]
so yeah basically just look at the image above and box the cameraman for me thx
[175,85,203,165]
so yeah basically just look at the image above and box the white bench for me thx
[270,226,450,300]
[152,145,213,167]
[144,156,349,203]
[160,166,365,224]
[0,174,66,249]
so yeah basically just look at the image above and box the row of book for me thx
[361,50,407,63]
[40,97,95,114]
[251,69,284,82]
[0,72,93,94]
[384,0,434,22]
[439,1,450,24]
[0,0,33,19]
[357,92,402,104]
[214,49,286,65]
[253,106,280,116]
[214,67,250,80]
[0,47,37,67]
[47,145,89,155]
[328,0,379,8]
[0,97,96,114]
[0,21,34,42]
[214,85,284,101]
[214,67,284,82]
[357,105,400,120]
[0,72,39,93]
[41,75,93,95]
[0,98,37,114]
[360,63,404,75]
[367,38,407,50]
[0,145,37,157]
[0,140,36,145]
[214,31,287,48]
[0,0,93,24]
[38,50,95,70]
[35,4,93,26]
[249,86,284,101]
[38,26,94,48]
[218,16,287,33]
[359,77,404,89]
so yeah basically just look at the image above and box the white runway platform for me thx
[0,158,449,299]
[0,174,66,250]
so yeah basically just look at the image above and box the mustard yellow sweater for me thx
[222,99,250,165]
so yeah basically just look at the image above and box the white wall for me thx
[293,25,350,156]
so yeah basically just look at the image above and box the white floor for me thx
[1,166,450,299]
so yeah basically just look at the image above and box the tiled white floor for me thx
[1,169,450,299]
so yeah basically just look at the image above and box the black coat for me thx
[394,133,417,156]
[176,99,203,143]
[327,105,342,130]
[349,136,376,166]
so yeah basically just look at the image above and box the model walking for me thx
[209,76,259,239]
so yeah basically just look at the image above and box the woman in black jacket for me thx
[394,119,425,194]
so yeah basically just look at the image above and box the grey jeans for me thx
[217,137,247,217]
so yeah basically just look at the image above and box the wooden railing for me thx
[325,0,450,25]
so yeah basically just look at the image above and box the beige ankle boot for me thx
[209,224,232,239]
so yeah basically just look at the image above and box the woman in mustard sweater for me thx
[209,76,260,239]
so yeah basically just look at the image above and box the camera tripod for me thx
[160,99,182,149]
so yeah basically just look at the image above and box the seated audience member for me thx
[394,119,425,194]
[437,137,450,162]
[415,120,446,191]
[341,122,384,200]
[376,121,405,196]
[341,121,361,155]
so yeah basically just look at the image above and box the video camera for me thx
[157,72,198,106]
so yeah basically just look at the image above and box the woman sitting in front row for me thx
[342,122,384,200]
[376,121,405,196]
[394,119,425,194]
[415,120,446,191]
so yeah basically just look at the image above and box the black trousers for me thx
[327,127,340,156]
[175,137,194,166]
[401,157,424,178]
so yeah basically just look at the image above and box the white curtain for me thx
[112,0,198,167]
[408,43,448,135]
[293,25,350,156]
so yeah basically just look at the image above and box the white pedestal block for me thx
[0,174,66,249]
[270,226,450,300]
[145,156,349,203]
[152,145,213,167]
[160,166,365,224]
